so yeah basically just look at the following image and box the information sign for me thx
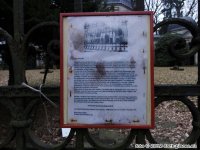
[60,12,154,128]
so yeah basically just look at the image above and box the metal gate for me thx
[1,0,200,149]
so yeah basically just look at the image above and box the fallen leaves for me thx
[151,100,194,144]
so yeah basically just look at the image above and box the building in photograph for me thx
[84,20,128,52]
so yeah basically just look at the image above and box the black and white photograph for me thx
[84,20,128,52]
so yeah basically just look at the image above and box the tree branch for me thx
[185,0,197,17]
[145,0,150,10]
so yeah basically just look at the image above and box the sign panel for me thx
[60,12,154,128]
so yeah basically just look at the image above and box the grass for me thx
[0,66,198,86]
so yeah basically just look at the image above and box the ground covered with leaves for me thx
[0,67,198,147]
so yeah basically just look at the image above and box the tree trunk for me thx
[13,0,25,84]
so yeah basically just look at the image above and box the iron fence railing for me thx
[0,84,200,149]
[1,1,200,150]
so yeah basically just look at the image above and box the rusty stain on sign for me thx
[70,29,84,51]
[142,31,147,37]
[96,62,106,76]
[130,57,136,68]
[133,119,140,123]
[143,65,146,74]
[70,119,77,123]
[70,91,72,97]
[69,66,73,73]
[105,119,113,124]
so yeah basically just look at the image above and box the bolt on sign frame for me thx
[60,12,154,128]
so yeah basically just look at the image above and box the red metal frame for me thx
[60,13,64,127]
[60,11,154,129]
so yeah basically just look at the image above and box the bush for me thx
[155,33,178,66]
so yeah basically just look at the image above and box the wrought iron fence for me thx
[1,2,200,150]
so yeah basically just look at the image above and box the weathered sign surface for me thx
[60,12,154,128]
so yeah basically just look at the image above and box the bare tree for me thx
[145,0,197,23]
[145,0,164,24]
[174,0,185,17]
[184,0,198,20]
